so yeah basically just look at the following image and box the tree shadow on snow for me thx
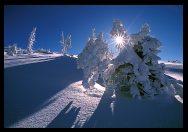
[82,89,114,128]
[47,101,80,128]
[4,56,83,127]
[83,87,183,128]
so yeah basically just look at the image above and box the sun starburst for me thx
[113,33,127,51]
[115,36,124,45]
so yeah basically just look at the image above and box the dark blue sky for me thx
[4,5,183,61]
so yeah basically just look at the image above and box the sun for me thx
[113,34,126,51]
[115,36,124,44]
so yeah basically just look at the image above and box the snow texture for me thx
[4,54,183,128]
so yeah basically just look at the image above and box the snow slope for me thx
[159,61,183,81]
[4,53,62,68]
[4,54,183,128]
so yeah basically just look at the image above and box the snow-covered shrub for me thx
[27,27,37,54]
[77,29,110,89]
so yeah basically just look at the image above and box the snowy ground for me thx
[4,53,62,68]
[159,61,183,81]
[4,54,183,128]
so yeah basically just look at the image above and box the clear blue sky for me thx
[4,5,183,61]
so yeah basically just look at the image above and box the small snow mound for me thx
[84,91,103,98]
[83,83,105,98]
[94,83,106,91]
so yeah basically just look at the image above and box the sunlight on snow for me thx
[94,83,106,91]
[4,53,62,68]
[165,71,183,82]
[174,95,183,104]
[9,81,105,128]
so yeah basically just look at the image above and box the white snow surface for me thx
[9,81,105,128]
[4,54,183,128]
[159,61,183,81]
[4,53,62,68]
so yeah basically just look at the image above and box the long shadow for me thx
[47,101,80,128]
[4,56,83,127]
[83,85,183,128]
[83,88,114,128]
[112,96,182,128]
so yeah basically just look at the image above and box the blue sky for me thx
[4,5,183,61]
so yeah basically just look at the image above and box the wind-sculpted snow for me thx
[4,54,183,128]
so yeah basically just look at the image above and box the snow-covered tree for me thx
[77,29,110,89]
[103,44,152,98]
[103,21,170,99]
[65,34,71,53]
[132,23,170,96]
[60,32,65,54]
[60,32,71,54]
[7,44,17,56]
[27,27,37,54]
[110,19,127,37]
[110,19,131,52]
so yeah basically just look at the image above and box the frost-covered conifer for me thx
[110,19,130,52]
[60,32,71,54]
[27,27,37,54]
[65,34,71,53]
[77,29,110,89]
[132,23,170,95]
[60,32,65,54]
[103,21,170,99]
[110,19,127,37]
